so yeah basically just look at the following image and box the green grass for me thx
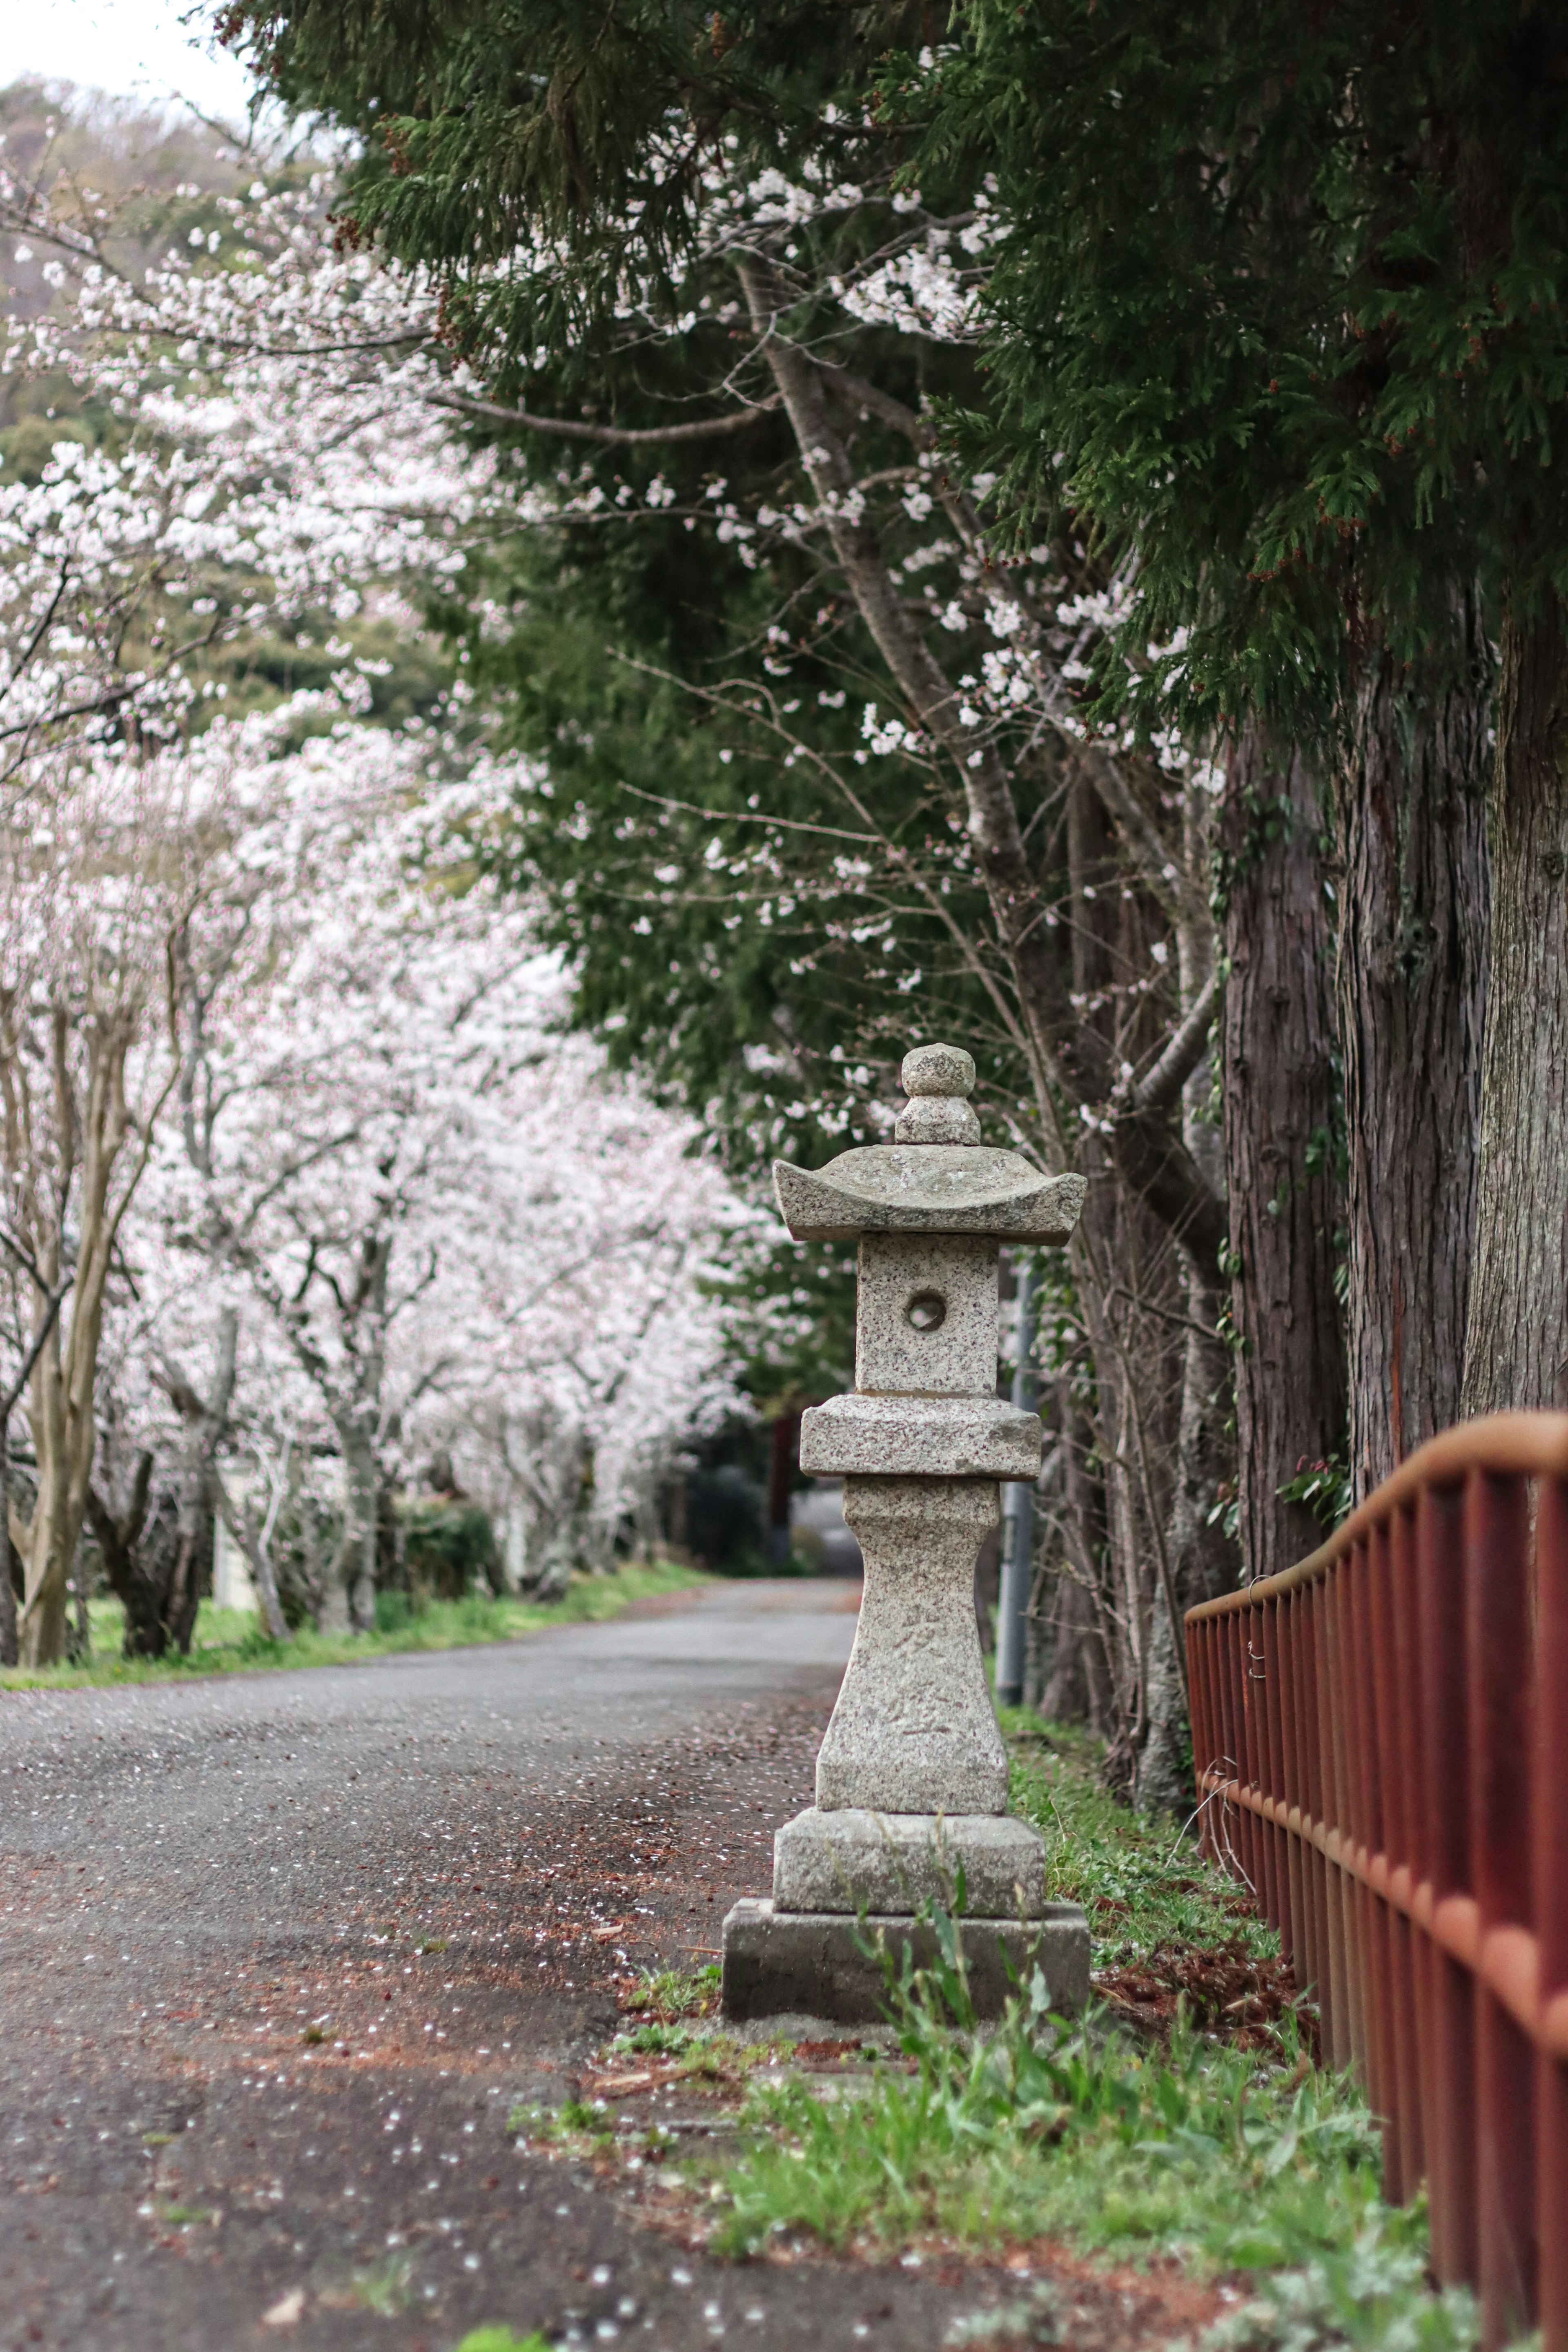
[1001,1708,1275,1967]
[451,2334,551,2352]
[619,1958,722,2023]
[346,2253,413,2315]
[1,1561,710,1691]
[696,1720,1486,2351]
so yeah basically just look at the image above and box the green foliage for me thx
[429,396,1026,1186]
[223,0,1069,1194]
[609,2019,702,2057]
[401,1497,499,1600]
[347,2254,413,2314]
[226,2,923,342]
[1002,1713,1274,1968]
[896,1,1568,740]
[1276,1456,1354,1535]
[1211,2218,1483,2350]
[710,1946,1381,2267]
[699,1896,1477,2348]
[0,413,93,481]
[619,1959,723,2022]
[705,1232,857,1418]
[451,2332,552,2352]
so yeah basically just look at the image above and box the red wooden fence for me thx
[1185,1414,1568,2350]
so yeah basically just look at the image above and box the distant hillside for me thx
[1,79,279,450]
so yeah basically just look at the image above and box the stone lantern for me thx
[721,1043,1092,2022]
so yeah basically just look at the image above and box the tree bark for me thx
[88,1313,240,1657]
[10,1002,167,1666]
[1338,630,1490,1492]
[1461,597,1568,1412]
[1137,837,1236,1807]
[326,1427,381,1633]
[85,1456,158,1653]
[1221,731,1347,1578]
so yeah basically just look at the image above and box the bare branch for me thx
[423,389,780,446]
[1134,973,1218,1114]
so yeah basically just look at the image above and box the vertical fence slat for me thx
[1316,1564,1348,2069]
[1468,1470,1537,2351]
[1302,1575,1330,2050]
[1334,1555,1368,2079]
[1277,1585,1308,2002]
[1418,1477,1478,2290]
[1347,1530,1383,2152]
[1538,1475,1568,2352]
[1262,1594,1285,1941]
[1218,1608,1242,1879]
[1389,1500,1428,2198]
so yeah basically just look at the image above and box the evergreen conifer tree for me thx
[904,0,1568,1470]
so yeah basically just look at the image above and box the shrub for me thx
[401,1499,498,1601]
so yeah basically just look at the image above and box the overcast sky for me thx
[4,0,256,120]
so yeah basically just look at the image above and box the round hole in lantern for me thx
[905,1290,947,1333]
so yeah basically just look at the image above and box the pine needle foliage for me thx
[890,1,1568,742]
[221,2,919,357]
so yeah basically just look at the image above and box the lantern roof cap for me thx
[773,1144,1085,1243]
[775,1040,1084,1239]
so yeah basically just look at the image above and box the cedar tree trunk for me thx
[1222,731,1346,1577]
[1338,631,1489,1493]
[1461,598,1568,1413]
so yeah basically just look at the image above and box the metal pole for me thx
[995,1253,1036,1707]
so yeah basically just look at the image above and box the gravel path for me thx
[0,1577,1071,2352]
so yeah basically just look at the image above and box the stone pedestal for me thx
[721,1898,1092,2026]
[720,1042,1090,2025]
[772,1807,1047,1915]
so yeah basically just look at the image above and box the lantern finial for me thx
[896,1040,980,1144]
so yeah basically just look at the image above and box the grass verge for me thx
[0,1559,710,1693]
[522,1722,1495,2342]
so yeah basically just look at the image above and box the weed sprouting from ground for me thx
[1004,1712,1314,2054]
[618,1959,722,2022]
[1002,1713,1274,1970]
[613,2019,703,2056]
[347,2253,413,2314]
[1209,2211,1483,2348]
[711,1944,1369,2265]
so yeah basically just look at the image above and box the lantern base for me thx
[772,1805,1048,1918]
[719,1897,1090,2026]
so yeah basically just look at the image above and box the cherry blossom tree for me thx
[0,734,245,1663]
[102,708,746,1634]
[0,137,755,1658]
